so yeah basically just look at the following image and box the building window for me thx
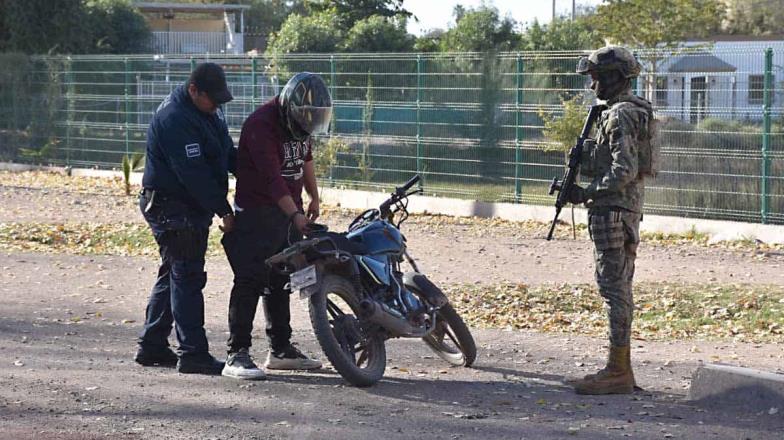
[655,76,668,107]
[748,74,773,105]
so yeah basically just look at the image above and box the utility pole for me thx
[572,0,576,20]
[552,0,556,21]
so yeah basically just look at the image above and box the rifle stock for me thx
[546,104,606,241]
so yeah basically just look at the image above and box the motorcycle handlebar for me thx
[397,174,421,195]
[380,175,421,217]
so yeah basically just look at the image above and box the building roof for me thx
[668,54,737,73]
[134,2,251,12]
[696,35,784,42]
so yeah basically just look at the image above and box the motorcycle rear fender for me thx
[402,272,449,308]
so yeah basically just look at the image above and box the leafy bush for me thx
[312,136,349,181]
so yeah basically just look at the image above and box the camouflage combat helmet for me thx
[577,46,641,79]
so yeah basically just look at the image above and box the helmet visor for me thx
[576,56,595,74]
[290,104,333,136]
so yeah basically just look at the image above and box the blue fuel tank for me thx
[346,220,404,256]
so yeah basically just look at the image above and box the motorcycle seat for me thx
[313,231,368,256]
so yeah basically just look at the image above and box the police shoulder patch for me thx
[185,143,201,158]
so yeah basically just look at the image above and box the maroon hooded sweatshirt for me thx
[234,97,312,210]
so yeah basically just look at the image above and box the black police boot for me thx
[134,345,178,367]
[176,353,225,375]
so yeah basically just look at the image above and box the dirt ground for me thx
[1,179,783,439]
[2,183,783,287]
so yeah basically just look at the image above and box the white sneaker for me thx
[264,345,322,370]
[222,348,266,380]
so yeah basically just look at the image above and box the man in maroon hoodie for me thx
[221,72,332,380]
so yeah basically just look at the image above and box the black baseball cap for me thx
[189,62,233,104]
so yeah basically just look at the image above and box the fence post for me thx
[416,54,423,189]
[761,47,773,224]
[330,55,337,100]
[514,54,524,203]
[251,56,258,108]
[329,55,337,184]
[329,54,337,131]
[631,50,639,96]
[65,58,73,166]
[124,57,130,156]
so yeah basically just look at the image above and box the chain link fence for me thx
[1,46,782,224]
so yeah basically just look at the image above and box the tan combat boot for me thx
[573,345,635,395]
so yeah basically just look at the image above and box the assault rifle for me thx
[546,104,607,241]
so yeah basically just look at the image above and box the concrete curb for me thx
[689,363,784,413]
[3,162,784,243]
[318,186,784,244]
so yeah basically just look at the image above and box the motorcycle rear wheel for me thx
[421,303,477,367]
[309,275,387,387]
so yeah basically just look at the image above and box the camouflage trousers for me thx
[588,209,641,347]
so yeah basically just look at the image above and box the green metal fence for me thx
[1,47,783,224]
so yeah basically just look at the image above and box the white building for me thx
[640,38,784,123]
[134,2,251,55]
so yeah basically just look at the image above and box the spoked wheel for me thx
[309,275,386,387]
[421,303,477,367]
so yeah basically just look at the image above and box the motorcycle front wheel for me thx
[309,275,387,387]
[420,303,477,367]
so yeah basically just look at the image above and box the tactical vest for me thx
[581,95,659,178]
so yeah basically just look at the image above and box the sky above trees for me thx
[405,0,604,36]
[1,0,783,55]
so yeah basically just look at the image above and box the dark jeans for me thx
[222,205,299,353]
[138,192,212,358]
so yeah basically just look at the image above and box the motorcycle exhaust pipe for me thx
[359,299,426,338]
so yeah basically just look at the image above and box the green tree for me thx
[265,11,342,72]
[0,0,8,51]
[358,72,374,182]
[305,0,411,29]
[0,0,149,54]
[413,28,444,52]
[592,0,724,48]
[721,0,784,36]
[518,18,602,105]
[86,0,151,54]
[521,18,601,51]
[538,95,590,153]
[591,0,725,99]
[244,0,306,50]
[341,15,414,52]
[2,0,92,53]
[433,5,520,181]
[439,4,520,52]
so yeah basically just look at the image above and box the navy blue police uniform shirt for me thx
[142,84,237,228]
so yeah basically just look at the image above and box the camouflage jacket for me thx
[583,92,653,213]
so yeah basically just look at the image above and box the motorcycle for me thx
[266,175,476,387]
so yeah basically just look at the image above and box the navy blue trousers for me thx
[138,193,212,358]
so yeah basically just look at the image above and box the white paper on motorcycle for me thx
[290,264,317,297]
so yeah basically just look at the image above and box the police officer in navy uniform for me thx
[134,63,237,375]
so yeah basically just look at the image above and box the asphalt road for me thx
[1,251,782,440]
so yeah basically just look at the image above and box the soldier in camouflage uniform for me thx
[568,46,655,395]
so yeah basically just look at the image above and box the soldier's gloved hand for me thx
[567,185,588,205]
